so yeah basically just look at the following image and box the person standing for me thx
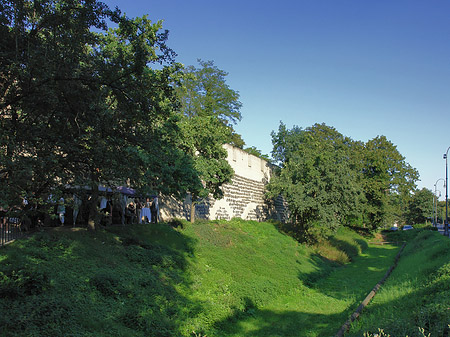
[150,196,159,224]
[141,198,152,223]
[99,196,108,212]
[57,198,65,226]
[135,198,142,223]
[73,194,82,227]
[119,194,127,226]
[126,201,136,224]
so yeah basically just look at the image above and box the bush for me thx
[0,267,48,298]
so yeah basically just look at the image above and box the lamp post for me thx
[444,147,450,237]
[434,179,444,226]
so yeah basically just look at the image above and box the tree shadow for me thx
[0,224,204,337]
[300,252,340,286]
[303,243,402,305]
[212,297,350,337]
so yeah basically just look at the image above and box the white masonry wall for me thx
[160,144,288,222]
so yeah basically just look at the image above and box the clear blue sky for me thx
[104,0,450,198]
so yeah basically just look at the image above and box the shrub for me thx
[0,267,48,298]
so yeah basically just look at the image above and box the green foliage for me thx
[243,146,270,161]
[1,221,447,336]
[405,188,434,225]
[435,200,446,224]
[0,0,196,226]
[268,123,364,240]
[0,225,196,336]
[176,59,242,125]
[175,60,242,220]
[361,136,419,229]
[0,266,48,298]
[229,131,246,149]
[0,220,370,336]
[268,123,419,240]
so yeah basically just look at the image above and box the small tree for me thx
[244,146,270,161]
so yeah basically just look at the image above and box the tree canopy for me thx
[361,136,419,228]
[0,0,198,228]
[176,59,242,125]
[174,60,242,222]
[405,187,433,225]
[243,146,270,161]
[268,122,419,240]
[268,123,364,240]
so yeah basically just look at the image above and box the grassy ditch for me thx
[347,229,450,337]
[0,219,415,336]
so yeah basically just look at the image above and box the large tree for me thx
[175,60,242,222]
[361,136,419,229]
[0,0,198,228]
[405,187,434,225]
[268,123,364,241]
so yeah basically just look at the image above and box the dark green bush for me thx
[90,271,122,297]
[0,267,48,298]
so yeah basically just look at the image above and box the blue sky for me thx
[104,0,450,198]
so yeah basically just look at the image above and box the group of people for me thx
[53,194,86,227]
[126,197,159,224]
[0,191,162,231]
[56,193,160,227]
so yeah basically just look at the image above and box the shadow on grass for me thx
[213,297,349,337]
[301,253,339,287]
[347,232,450,337]
[328,237,368,261]
[0,224,203,337]
[212,261,447,337]
[303,244,402,306]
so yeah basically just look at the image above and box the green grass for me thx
[0,226,196,336]
[347,229,450,337]
[0,220,445,336]
[211,238,399,337]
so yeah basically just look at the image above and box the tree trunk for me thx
[190,199,195,223]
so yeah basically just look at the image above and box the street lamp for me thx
[434,179,444,226]
[444,147,450,236]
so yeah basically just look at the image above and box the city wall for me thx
[160,144,289,222]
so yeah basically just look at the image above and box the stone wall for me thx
[160,144,288,222]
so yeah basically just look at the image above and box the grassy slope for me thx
[347,229,450,337]
[181,220,399,337]
[0,220,426,337]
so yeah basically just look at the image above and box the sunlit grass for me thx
[177,220,400,336]
[1,221,446,336]
[348,230,450,337]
